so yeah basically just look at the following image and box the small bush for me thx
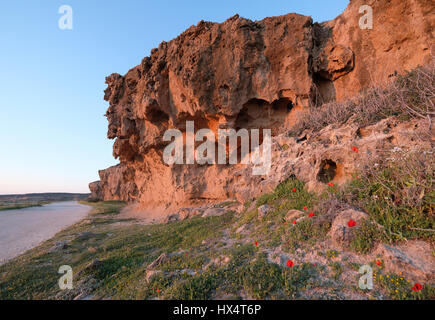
[329,262,343,280]
[350,219,386,254]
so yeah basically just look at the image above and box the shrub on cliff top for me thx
[290,61,435,136]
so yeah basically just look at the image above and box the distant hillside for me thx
[0,193,90,204]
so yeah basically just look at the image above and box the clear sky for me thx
[0,0,349,194]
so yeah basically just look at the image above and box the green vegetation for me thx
[372,269,435,300]
[0,159,433,300]
[329,262,343,281]
[340,151,434,244]
[256,177,316,210]
[0,197,328,300]
[350,220,386,254]
[0,201,50,211]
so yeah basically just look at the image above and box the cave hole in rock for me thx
[147,107,169,123]
[235,97,293,136]
[221,97,293,163]
[311,74,336,106]
[317,159,337,183]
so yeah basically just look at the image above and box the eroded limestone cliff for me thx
[90,0,434,213]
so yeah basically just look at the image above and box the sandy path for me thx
[0,201,91,265]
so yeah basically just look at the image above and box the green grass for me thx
[0,198,323,300]
[373,269,435,300]
[350,219,387,254]
[282,218,330,253]
[340,151,434,244]
[0,201,50,211]
[256,177,316,210]
[329,262,343,281]
[0,201,238,299]
[1,167,433,300]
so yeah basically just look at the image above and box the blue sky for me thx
[0,0,349,194]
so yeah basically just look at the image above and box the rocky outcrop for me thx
[374,241,435,282]
[329,209,369,249]
[321,0,435,102]
[90,0,434,214]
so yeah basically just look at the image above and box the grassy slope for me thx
[1,166,433,300]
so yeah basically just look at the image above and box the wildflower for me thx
[303,206,307,210]
[376,260,382,266]
[284,222,287,225]
[352,146,359,153]
[328,182,334,187]
[292,220,297,225]
[254,241,258,246]
[156,289,160,293]
[347,219,357,227]
[308,212,315,218]
[292,188,297,192]
[412,283,423,291]
[286,260,294,268]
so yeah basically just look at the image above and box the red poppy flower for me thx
[303,206,307,210]
[412,283,423,291]
[254,241,258,246]
[156,289,160,293]
[292,188,297,192]
[286,260,294,268]
[347,219,357,227]
[308,212,315,218]
[375,260,382,266]
[185,253,188,257]
[328,182,334,187]
[283,222,287,225]
[352,146,359,153]
[292,220,297,225]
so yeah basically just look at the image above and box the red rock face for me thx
[90,0,434,213]
[321,0,435,102]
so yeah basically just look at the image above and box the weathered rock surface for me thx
[374,241,435,282]
[90,0,434,215]
[329,209,369,249]
[322,0,435,102]
[257,204,274,219]
[202,207,227,218]
[285,209,304,222]
[146,253,169,270]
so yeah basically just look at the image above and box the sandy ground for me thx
[0,201,91,265]
[118,203,169,224]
